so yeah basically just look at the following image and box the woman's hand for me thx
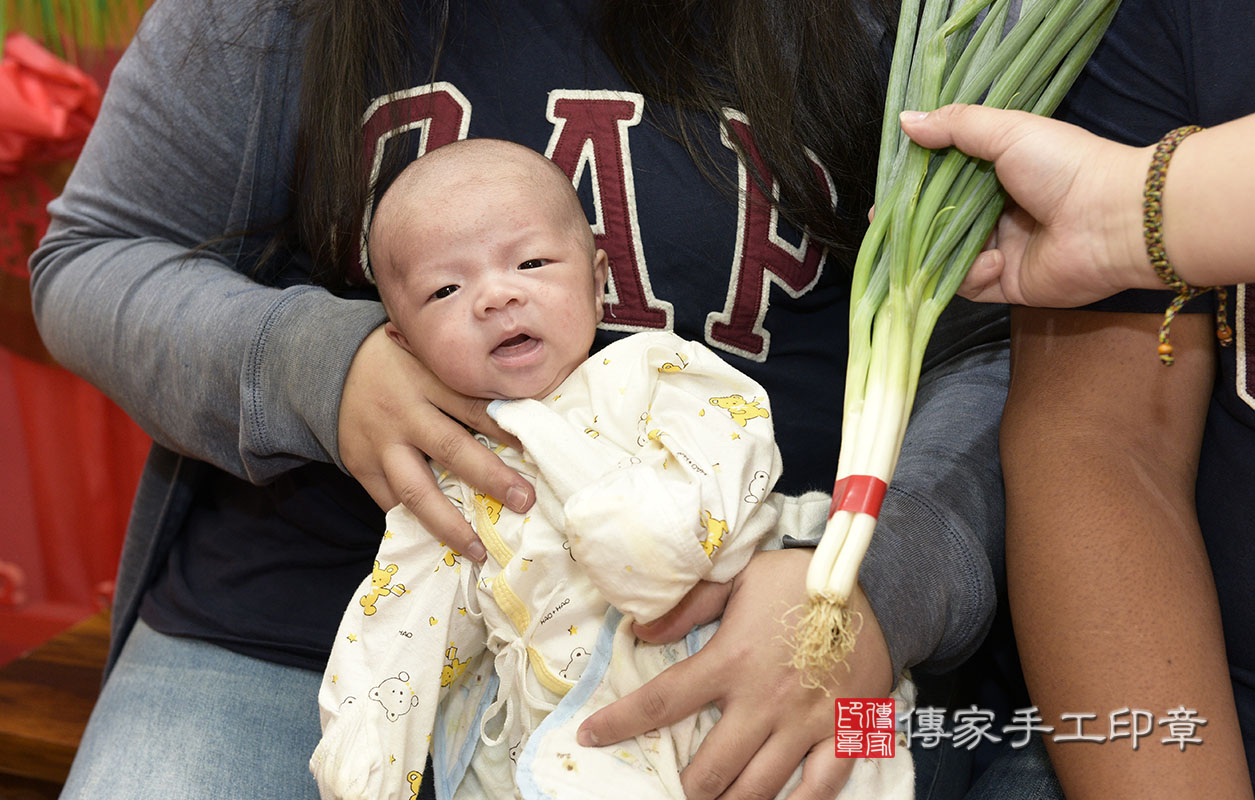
[578,548,894,800]
[899,104,1156,307]
[337,326,536,559]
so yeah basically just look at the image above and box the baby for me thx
[310,139,912,800]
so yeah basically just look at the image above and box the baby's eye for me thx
[518,259,549,270]
[430,284,459,300]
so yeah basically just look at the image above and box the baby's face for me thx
[380,174,607,401]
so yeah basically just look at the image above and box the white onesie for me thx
[310,331,913,800]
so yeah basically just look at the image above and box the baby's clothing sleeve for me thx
[490,332,783,624]
[311,500,485,800]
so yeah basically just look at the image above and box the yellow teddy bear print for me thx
[708,394,770,427]
[441,643,471,687]
[437,544,462,569]
[360,561,406,616]
[700,511,727,558]
[406,770,423,799]
[658,352,689,373]
[474,492,503,524]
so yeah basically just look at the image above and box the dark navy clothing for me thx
[142,0,854,670]
[1057,0,1255,781]
[141,0,1010,674]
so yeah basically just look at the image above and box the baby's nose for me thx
[476,278,526,315]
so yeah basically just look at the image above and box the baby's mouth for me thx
[492,333,541,360]
[496,333,532,349]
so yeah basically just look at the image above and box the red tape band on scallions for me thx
[827,475,889,519]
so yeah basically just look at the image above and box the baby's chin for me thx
[459,371,575,403]
[514,374,571,402]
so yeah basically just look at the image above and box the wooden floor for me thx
[0,609,109,798]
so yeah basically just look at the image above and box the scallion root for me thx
[790,595,863,691]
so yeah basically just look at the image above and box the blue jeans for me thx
[915,733,1063,800]
[61,620,330,799]
[63,621,1058,799]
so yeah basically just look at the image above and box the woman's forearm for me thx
[1002,307,1251,799]
[1159,114,1255,287]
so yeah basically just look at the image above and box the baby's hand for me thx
[630,580,732,642]
[338,327,535,559]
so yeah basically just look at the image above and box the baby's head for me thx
[369,139,608,401]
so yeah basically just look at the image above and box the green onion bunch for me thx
[794,0,1122,682]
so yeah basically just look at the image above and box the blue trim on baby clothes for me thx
[433,671,500,800]
[486,399,510,420]
[515,608,623,799]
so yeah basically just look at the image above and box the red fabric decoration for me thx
[0,33,101,175]
[0,35,142,665]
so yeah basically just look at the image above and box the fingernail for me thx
[468,541,487,562]
[576,728,599,747]
[900,110,928,123]
[506,485,530,513]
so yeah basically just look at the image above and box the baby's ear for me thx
[384,321,416,356]
[593,249,609,319]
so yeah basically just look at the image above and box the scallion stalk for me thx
[793,0,1121,684]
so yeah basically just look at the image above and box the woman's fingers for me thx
[679,699,772,799]
[713,727,844,800]
[898,104,1040,163]
[407,401,535,517]
[427,384,525,454]
[957,248,1009,303]
[785,738,857,800]
[338,327,535,553]
[377,440,486,559]
[577,651,716,748]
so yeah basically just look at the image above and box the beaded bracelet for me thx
[1144,124,1233,366]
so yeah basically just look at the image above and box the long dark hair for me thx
[289,0,895,289]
